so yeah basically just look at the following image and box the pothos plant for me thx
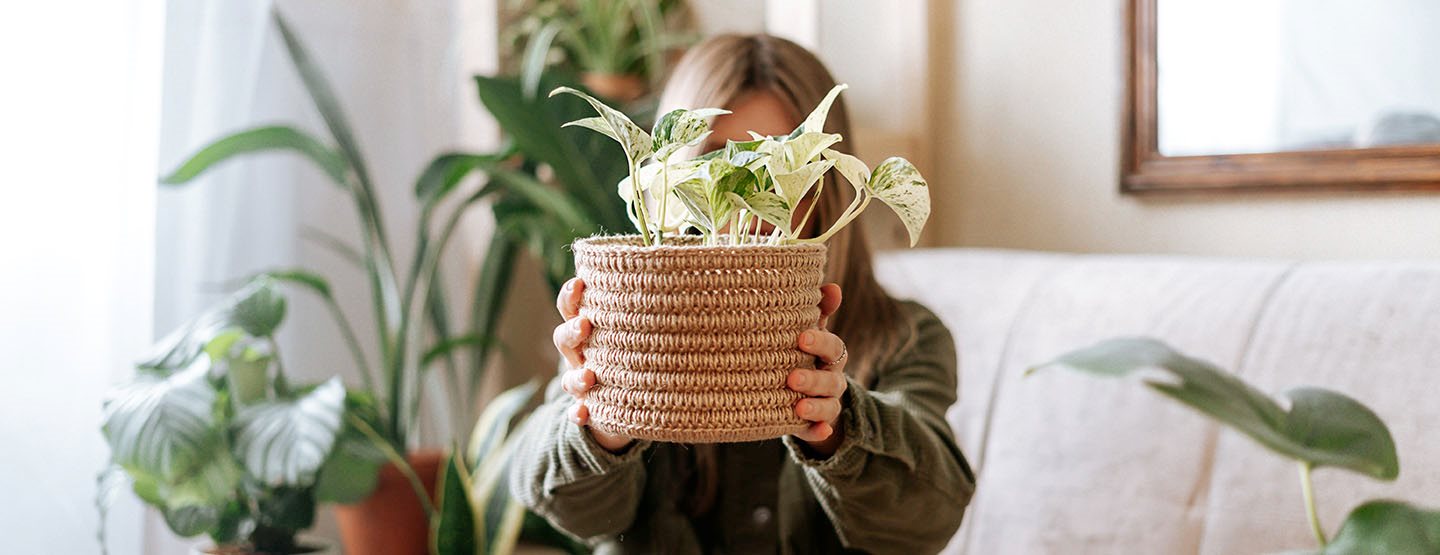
[549,83,932,247]
[1030,337,1440,554]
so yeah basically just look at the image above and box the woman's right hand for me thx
[553,277,634,453]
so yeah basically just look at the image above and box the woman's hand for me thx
[553,277,634,453]
[788,283,848,457]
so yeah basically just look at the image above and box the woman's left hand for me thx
[788,283,848,457]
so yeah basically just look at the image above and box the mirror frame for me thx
[1123,0,1440,194]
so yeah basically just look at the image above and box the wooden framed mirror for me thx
[1123,0,1440,194]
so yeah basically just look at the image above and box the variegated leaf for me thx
[823,149,870,193]
[770,160,834,208]
[868,157,930,246]
[550,86,653,164]
[728,191,792,236]
[102,359,219,483]
[233,377,345,486]
[800,84,849,134]
[785,132,843,169]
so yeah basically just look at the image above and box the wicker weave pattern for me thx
[573,235,827,443]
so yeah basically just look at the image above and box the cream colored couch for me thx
[875,249,1440,554]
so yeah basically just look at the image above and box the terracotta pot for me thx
[580,72,647,102]
[189,535,336,555]
[334,450,444,555]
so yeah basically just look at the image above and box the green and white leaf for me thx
[1029,337,1400,480]
[800,84,849,134]
[785,132,843,170]
[868,157,930,247]
[232,378,346,486]
[728,191,791,236]
[823,149,870,193]
[550,86,653,164]
[102,360,220,483]
[770,159,834,208]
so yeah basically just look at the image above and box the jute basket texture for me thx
[573,235,827,443]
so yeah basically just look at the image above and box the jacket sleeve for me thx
[781,303,976,553]
[508,369,653,543]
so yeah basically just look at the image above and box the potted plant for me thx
[550,84,931,442]
[100,279,359,555]
[1031,338,1440,553]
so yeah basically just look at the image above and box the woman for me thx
[509,34,975,554]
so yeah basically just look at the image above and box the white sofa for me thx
[875,249,1440,554]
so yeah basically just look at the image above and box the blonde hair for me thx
[659,34,904,385]
[657,33,909,518]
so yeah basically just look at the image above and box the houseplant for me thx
[551,84,931,442]
[99,279,359,555]
[157,9,634,554]
[1030,337,1440,554]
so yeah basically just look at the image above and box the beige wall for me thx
[919,0,1440,259]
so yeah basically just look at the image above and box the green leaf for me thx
[799,83,849,135]
[467,230,519,395]
[770,160,833,209]
[728,191,791,236]
[423,334,499,368]
[230,278,287,337]
[823,148,870,192]
[314,392,387,503]
[415,150,511,207]
[232,378,346,486]
[784,132,843,170]
[466,381,540,467]
[253,485,318,535]
[488,169,595,234]
[1030,338,1400,480]
[138,309,230,372]
[430,452,476,555]
[867,157,930,247]
[103,361,220,483]
[159,125,348,187]
[549,85,653,165]
[520,20,564,100]
[468,383,537,553]
[1323,500,1440,555]
[156,455,243,537]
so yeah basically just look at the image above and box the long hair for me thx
[656,33,908,518]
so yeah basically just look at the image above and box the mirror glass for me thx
[1157,0,1440,157]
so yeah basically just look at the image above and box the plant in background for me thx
[551,83,932,247]
[99,279,365,554]
[1030,337,1440,554]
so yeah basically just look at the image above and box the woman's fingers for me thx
[796,397,841,423]
[569,402,589,426]
[793,420,835,443]
[560,367,595,398]
[556,278,585,319]
[552,317,592,369]
[817,283,842,329]
[798,329,846,370]
[786,368,847,397]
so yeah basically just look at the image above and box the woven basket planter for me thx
[573,235,827,443]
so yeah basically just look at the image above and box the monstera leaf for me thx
[232,378,346,486]
[1029,337,1399,480]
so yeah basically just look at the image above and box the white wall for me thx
[927,0,1440,259]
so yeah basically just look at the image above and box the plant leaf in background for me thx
[867,157,931,247]
[232,378,346,486]
[158,125,349,187]
[314,391,388,504]
[102,360,220,484]
[230,278,288,338]
[1029,337,1399,480]
[1321,500,1440,555]
[431,381,540,555]
[431,453,477,555]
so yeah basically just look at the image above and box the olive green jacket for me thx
[508,302,975,554]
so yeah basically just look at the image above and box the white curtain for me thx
[0,1,163,554]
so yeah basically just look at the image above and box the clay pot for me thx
[580,72,648,102]
[189,535,336,555]
[333,450,444,555]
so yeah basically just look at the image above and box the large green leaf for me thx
[103,361,220,482]
[230,278,287,338]
[1322,500,1440,555]
[1030,337,1399,480]
[160,125,348,187]
[232,378,346,486]
[156,455,244,537]
[314,391,387,504]
[430,452,477,555]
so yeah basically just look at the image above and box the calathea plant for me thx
[1030,338,1440,554]
[99,278,367,554]
[549,83,931,247]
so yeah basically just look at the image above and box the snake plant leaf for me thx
[770,159,834,209]
[728,191,791,236]
[466,381,540,467]
[799,83,849,134]
[467,382,541,552]
[431,452,477,555]
[159,125,349,187]
[823,149,870,193]
[230,278,287,338]
[550,86,653,165]
[1322,500,1440,555]
[102,360,220,483]
[867,157,930,247]
[1030,337,1400,480]
[232,378,346,486]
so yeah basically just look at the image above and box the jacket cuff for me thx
[782,376,874,478]
[564,416,651,475]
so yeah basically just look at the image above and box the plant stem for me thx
[1299,462,1327,547]
[267,335,291,397]
[658,159,669,245]
[796,179,824,241]
[628,161,652,244]
[349,413,437,517]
